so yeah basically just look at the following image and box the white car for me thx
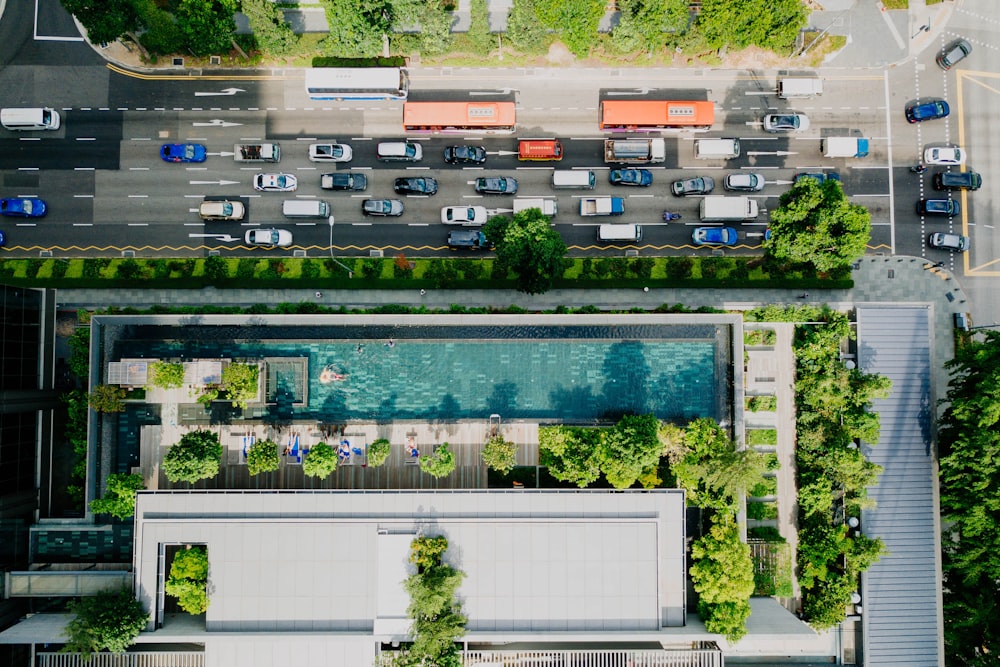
[441,206,488,225]
[723,173,765,192]
[254,173,298,192]
[245,228,293,247]
[198,200,245,221]
[923,146,966,166]
[309,143,353,162]
[763,113,810,133]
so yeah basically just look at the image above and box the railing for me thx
[39,653,204,667]
[381,648,723,667]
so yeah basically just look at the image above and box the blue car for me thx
[160,143,207,163]
[609,169,653,187]
[0,198,47,218]
[794,172,841,184]
[905,99,949,123]
[692,227,738,246]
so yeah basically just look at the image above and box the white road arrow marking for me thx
[189,180,240,186]
[746,151,798,156]
[490,150,519,156]
[770,180,795,185]
[189,233,240,242]
[192,119,243,128]
[207,151,235,157]
[194,88,246,97]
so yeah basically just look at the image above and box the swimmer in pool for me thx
[319,364,347,384]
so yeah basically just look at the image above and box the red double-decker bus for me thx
[599,100,715,132]
[402,101,516,134]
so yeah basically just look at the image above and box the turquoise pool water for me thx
[120,324,722,422]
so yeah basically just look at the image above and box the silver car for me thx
[245,228,293,247]
[723,173,765,192]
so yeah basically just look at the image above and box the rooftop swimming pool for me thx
[109,318,732,423]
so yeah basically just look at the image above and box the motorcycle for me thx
[662,211,682,221]
[910,164,928,174]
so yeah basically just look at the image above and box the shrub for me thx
[148,361,185,389]
[162,430,223,484]
[221,363,259,410]
[361,258,383,280]
[481,435,517,473]
[303,443,337,478]
[301,258,320,280]
[246,439,279,476]
[204,255,228,281]
[747,428,777,446]
[67,327,91,378]
[746,395,777,412]
[88,384,127,413]
[89,473,145,519]
[631,256,655,279]
[63,588,148,656]
[420,442,456,478]
[236,258,257,279]
[744,328,777,346]
[666,256,694,279]
[367,438,391,467]
[116,259,143,280]
[164,546,209,614]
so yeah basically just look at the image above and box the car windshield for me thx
[274,176,287,187]
[775,116,798,128]
[220,203,233,215]
[183,145,196,158]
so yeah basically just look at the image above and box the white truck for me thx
[513,198,558,217]
[580,197,625,217]
[234,143,280,162]
[604,138,666,164]
[822,137,870,158]
[778,76,823,99]
[699,196,759,222]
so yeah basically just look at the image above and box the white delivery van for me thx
[822,137,870,158]
[552,170,596,189]
[282,199,330,218]
[598,224,642,242]
[699,196,759,221]
[512,198,558,216]
[778,77,823,99]
[696,138,740,159]
[1,108,61,131]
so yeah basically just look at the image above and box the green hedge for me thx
[747,428,778,446]
[0,257,853,291]
[746,395,777,412]
[744,329,777,346]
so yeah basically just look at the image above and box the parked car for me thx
[245,228,292,247]
[937,38,972,70]
[474,177,518,195]
[253,173,298,192]
[671,176,715,196]
[393,177,438,196]
[320,172,367,191]
[608,169,653,187]
[916,199,960,216]
[934,171,982,191]
[441,206,488,225]
[308,143,353,162]
[905,99,950,123]
[692,227,738,246]
[198,200,245,221]
[160,143,206,163]
[723,173,765,192]
[924,146,966,166]
[0,229,5,246]
[361,199,404,217]
[928,232,969,252]
[443,145,487,164]
[794,172,841,184]
[763,113,810,132]
[0,197,47,217]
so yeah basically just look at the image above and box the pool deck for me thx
[139,420,539,491]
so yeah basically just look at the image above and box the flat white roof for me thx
[134,490,686,641]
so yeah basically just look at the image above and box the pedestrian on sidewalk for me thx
[798,292,809,299]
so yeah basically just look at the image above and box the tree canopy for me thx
[420,443,457,478]
[673,418,768,511]
[221,362,259,410]
[765,177,871,274]
[246,439,280,476]
[88,384,127,413]
[938,331,1000,664]
[89,473,145,520]
[60,0,140,45]
[689,516,754,642]
[484,209,568,295]
[481,434,518,474]
[697,0,808,53]
[303,442,338,478]
[610,0,688,53]
[162,429,223,484]
[62,588,148,656]
[165,546,209,614]
[148,361,185,389]
[404,536,466,667]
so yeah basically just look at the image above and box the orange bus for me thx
[402,101,516,134]
[518,139,563,161]
[599,100,714,132]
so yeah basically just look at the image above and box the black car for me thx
[393,177,438,196]
[609,169,653,187]
[936,38,972,70]
[671,176,715,196]
[917,199,960,216]
[320,172,367,191]
[443,145,487,164]
[934,171,982,191]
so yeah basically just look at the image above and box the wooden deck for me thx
[140,420,539,491]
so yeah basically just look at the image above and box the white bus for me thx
[304,68,409,101]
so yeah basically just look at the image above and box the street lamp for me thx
[327,216,353,279]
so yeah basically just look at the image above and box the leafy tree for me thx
[673,417,762,511]
[481,435,517,473]
[420,443,456,478]
[89,473,145,519]
[60,0,141,45]
[68,327,91,378]
[203,254,229,281]
[405,536,466,667]
[409,536,449,570]
[539,425,602,487]
[303,443,337,478]
[367,438,391,467]
[504,0,548,53]
[162,429,223,484]
[533,0,605,57]
[221,362,259,410]
[134,0,186,53]
[165,546,209,614]
[246,439,279,476]
[175,0,238,57]
[765,177,871,274]
[657,422,688,464]
[484,210,568,294]
[697,0,807,53]
[689,516,754,642]
[241,0,296,56]
[611,0,688,53]
[148,361,185,389]
[465,0,494,55]
[62,588,148,656]
[600,414,661,489]
[322,0,391,57]
[89,384,127,413]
